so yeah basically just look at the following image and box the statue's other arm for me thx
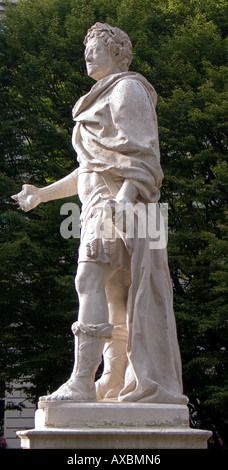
[11,168,79,212]
[108,77,162,204]
[115,179,138,204]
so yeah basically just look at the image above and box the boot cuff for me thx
[72,321,113,339]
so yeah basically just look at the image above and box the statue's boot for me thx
[96,324,128,400]
[40,321,113,402]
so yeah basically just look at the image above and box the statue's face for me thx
[85,36,120,81]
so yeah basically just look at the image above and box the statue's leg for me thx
[40,262,117,402]
[96,269,130,400]
[40,321,113,402]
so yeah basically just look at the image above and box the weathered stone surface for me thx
[17,402,211,449]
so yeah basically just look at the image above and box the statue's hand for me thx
[11,184,41,212]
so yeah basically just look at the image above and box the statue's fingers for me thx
[22,184,28,193]
[17,204,25,211]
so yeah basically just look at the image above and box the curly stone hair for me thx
[84,22,133,72]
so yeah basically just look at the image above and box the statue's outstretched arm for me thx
[11,168,79,212]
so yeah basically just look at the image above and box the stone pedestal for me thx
[17,401,211,449]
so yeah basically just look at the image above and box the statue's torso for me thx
[77,166,123,205]
[77,168,102,204]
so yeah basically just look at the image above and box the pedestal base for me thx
[17,401,211,449]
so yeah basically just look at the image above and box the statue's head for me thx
[84,22,133,81]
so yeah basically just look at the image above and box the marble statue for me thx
[12,23,188,405]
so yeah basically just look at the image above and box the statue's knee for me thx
[75,270,88,295]
[75,262,115,297]
[75,264,100,295]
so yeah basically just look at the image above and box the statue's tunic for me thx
[72,72,188,404]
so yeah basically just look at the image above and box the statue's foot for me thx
[39,381,96,402]
[96,378,123,400]
[95,372,124,400]
[39,379,71,401]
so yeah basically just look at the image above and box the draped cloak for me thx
[72,71,188,404]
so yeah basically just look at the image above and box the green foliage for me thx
[0,0,227,437]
